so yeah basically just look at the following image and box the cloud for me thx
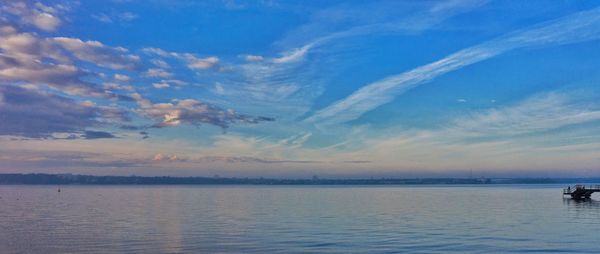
[214,83,225,94]
[222,0,246,10]
[208,0,489,121]
[0,85,128,139]
[0,24,137,99]
[144,68,173,78]
[152,82,170,89]
[92,12,138,24]
[53,37,141,70]
[307,6,600,125]
[31,13,60,31]
[151,59,170,68]
[92,13,113,23]
[451,92,600,137]
[0,149,144,169]
[194,156,319,164]
[272,44,311,64]
[244,55,264,62]
[142,47,219,71]
[187,56,219,70]
[119,12,138,21]
[272,0,487,65]
[337,91,600,173]
[131,93,275,130]
[152,79,187,89]
[103,82,135,92]
[1,1,67,31]
[152,153,184,162]
[113,74,131,82]
[83,130,118,139]
[155,153,317,164]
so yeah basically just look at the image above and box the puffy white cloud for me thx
[31,12,61,31]
[0,25,139,99]
[1,1,66,31]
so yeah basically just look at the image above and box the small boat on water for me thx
[563,185,600,199]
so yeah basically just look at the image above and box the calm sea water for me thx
[1,185,599,253]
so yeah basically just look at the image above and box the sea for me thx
[1,185,599,253]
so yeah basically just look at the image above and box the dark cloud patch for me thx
[83,130,117,139]
[119,124,144,130]
[0,85,127,138]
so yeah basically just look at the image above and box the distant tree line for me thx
[1,173,598,185]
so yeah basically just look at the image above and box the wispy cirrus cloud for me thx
[92,12,138,24]
[318,91,600,173]
[142,47,220,71]
[211,0,488,121]
[451,92,600,137]
[272,0,488,64]
[307,6,600,125]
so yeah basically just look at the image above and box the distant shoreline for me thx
[0,173,599,185]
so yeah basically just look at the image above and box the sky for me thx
[1,0,600,178]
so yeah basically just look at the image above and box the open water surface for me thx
[1,185,599,253]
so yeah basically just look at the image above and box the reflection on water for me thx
[563,197,600,208]
[1,185,600,253]
[563,197,600,221]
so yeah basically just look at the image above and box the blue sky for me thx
[1,0,600,177]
